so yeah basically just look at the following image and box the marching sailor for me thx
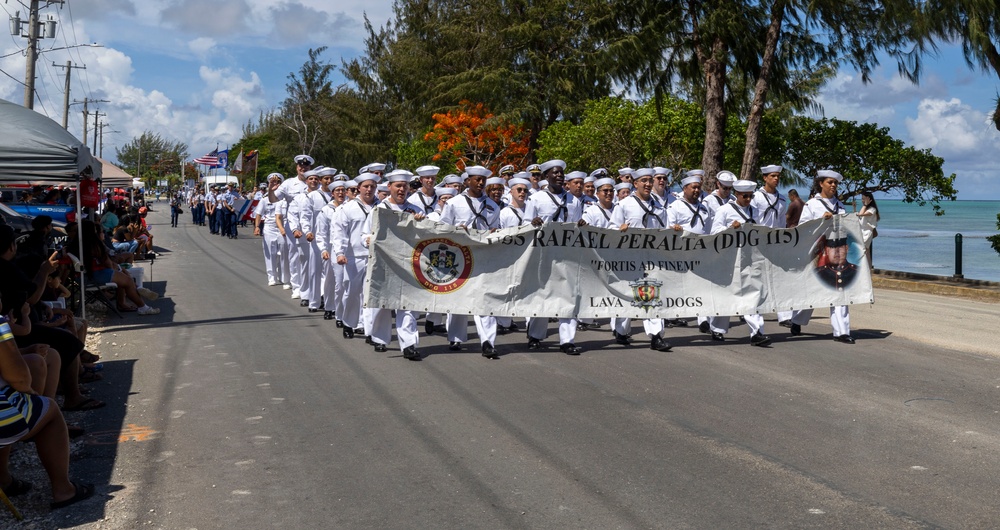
[707,179,772,346]
[333,172,380,340]
[408,165,441,215]
[666,172,713,334]
[267,154,313,296]
[288,170,321,308]
[315,179,347,322]
[253,172,288,287]
[609,168,673,352]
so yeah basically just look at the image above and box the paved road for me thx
[58,209,1000,529]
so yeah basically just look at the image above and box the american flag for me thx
[194,149,219,166]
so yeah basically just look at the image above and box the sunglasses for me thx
[597,188,614,193]
[512,187,527,193]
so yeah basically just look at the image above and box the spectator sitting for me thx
[81,221,159,315]
[19,215,54,259]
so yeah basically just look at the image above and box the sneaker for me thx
[268,280,279,286]
[137,287,159,301]
[137,305,160,316]
[291,291,301,299]
[282,284,292,290]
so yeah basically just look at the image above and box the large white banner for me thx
[365,209,873,319]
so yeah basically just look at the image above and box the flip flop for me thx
[1,477,32,497]
[50,482,95,510]
[62,397,106,412]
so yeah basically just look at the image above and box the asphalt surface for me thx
[46,207,1000,529]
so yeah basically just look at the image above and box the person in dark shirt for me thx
[785,189,804,228]
[19,215,53,259]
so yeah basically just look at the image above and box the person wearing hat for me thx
[616,167,634,187]
[495,175,533,334]
[614,182,632,203]
[205,186,218,234]
[752,165,787,229]
[268,155,313,294]
[581,175,598,205]
[438,165,503,359]
[189,186,205,226]
[367,162,386,180]
[376,184,389,202]
[523,159,586,355]
[582,177,616,228]
[707,179,772,346]
[253,173,289,287]
[651,167,673,206]
[704,171,736,217]
[408,165,441,215]
[298,167,336,312]
[362,170,427,359]
[333,173,380,340]
[314,179,349,323]
[525,164,542,193]
[221,182,240,239]
[609,168,673,352]
[288,172,322,307]
[215,185,229,237]
[667,172,713,333]
[787,169,854,343]
[484,176,507,206]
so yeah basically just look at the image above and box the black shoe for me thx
[615,334,632,346]
[506,322,519,332]
[750,333,772,347]
[403,346,420,360]
[433,325,448,333]
[669,319,688,327]
[425,320,435,335]
[711,332,725,341]
[308,307,319,313]
[343,327,354,339]
[577,323,588,331]
[481,341,499,359]
[790,323,801,336]
[300,300,309,307]
[374,343,387,353]
[650,335,672,352]
[699,321,710,334]
[449,341,462,351]
[323,311,334,320]
[366,335,374,345]
[353,327,364,335]
[560,343,582,355]
[527,338,541,350]
[335,320,343,328]
[833,334,856,344]
[779,320,793,328]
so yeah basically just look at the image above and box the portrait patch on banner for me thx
[412,238,474,293]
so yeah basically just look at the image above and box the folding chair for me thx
[66,253,123,319]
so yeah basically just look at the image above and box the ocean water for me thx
[857,200,1000,282]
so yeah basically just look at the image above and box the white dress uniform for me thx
[790,194,851,338]
[703,190,734,217]
[667,194,712,330]
[255,198,288,285]
[314,199,344,321]
[271,176,308,295]
[751,187,790,324]
[609,194,671,344]
[287,191,315,304]
[407,189,439,216]
[438,192,502,348]
[333,196,377,336]
[301,188,332,310]
[496,202,528,331]
[707,200,767,340]
[363,200,422,351]
[523,188,585,347]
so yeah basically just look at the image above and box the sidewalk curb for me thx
[873,270,1000,303]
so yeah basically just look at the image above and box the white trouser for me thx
[446,314,497,345]
[286,224,302,292]
[371,309,419,349]
[321,259,343,315]
[295,237,313,302]
[790,306,850,336]
[262,226,286,283]
[527,317,577,344]
[341,256,367,329]
[305,240,323,309]
[709,314,764,336]
[615,318,663,338]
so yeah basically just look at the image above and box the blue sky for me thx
[1,0,998,200]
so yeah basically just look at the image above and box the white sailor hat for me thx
[358,165,369,174]
[499,164,516,176]
[303,168,319,177]
[258,183,267,188]
[368,162,387,173]
[416,165,440,177]
[584,175,596,184]
[540,180,550,189]
[354,172,379,185]
[653,166,670,176]
[733,179,756,193]
[589,168,609,179]
[526,163,542,174]
[377,184,389,193]
[266,172,284,182]
[539,159,566,173]
[681,174,702,187]
[687,169,705,177]
[437,187,458,196]
[715,171,737,186]
[565,170,587,181]
[618,167,634,176]
[442,174,463,185]
[330,180,348,189]
[761,164,782,174]
[294,154,315,165]
[386,169,413,183]
[614,182,632,192]
[595,177,615,189]
[634,167,655,179]
[512,171,531,180]
[485,177,506,187]
[333,172,349,181]
[508,177,531,188]
[465,165,492,178]
[317,167,338,177]
[816,169,843,182]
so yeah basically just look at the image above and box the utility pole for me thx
[10,1,63,109]
[54,61,85,128]
[99,122,116,158]
[73,98,108,146]
[92,111,104,153]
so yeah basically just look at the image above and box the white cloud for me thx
[905,98,1000,170]
[160,0,252,35]
[188,38,217,60]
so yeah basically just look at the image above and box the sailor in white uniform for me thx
[315,179,347,322]
[300,167,335,311]
[407,165,441,215]
[438,165,503,359]
[495,175,533,334]
[267,154,313,296]
[523,159,587,355]
[288,170,321,308]
[609,168,673,352]
[253,172,288,287]
[364,169,427,359]
[789,169,855,344]
[333,172,380,340]
[707,179,772,346]
[704,170,736,217]
[752,165,792,328]
[651,166,674,207]
[667,172,713,334]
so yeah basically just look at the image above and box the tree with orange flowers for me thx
[424,101,530,172]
